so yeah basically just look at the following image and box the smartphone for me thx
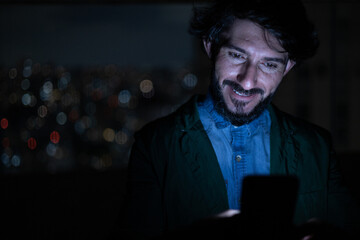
[240,175,299,226]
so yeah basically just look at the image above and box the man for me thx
[126,1,358,239]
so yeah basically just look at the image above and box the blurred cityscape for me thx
[0,60,205,174]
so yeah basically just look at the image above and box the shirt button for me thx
[236,155,242,162]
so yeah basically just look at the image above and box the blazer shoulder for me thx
[270,105,332,143]
[134,96,199,143]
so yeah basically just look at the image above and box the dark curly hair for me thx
[189,0,319,64]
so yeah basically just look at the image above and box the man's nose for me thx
[236,63,258,90]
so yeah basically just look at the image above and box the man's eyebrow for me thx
[264,57,286,65]
[224,43,287,64]
[224,44,248,55]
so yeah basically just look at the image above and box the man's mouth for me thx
[222,80,264,98]
[232,88,252,97]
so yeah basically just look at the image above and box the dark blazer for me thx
[127,96,358,238]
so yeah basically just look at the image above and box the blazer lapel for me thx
[268,105,299,176]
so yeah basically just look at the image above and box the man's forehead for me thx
[225,19,287,58]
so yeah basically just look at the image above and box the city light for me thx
[38,105,48,118]
[103,128,115,142]
[27,137,37,150]
[182,73,198,89]
[50,131,60,144]
[1,118,8,129]
[56,112,67,125]
[0,61,195,173]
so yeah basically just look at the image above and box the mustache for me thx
[222,80,264,95]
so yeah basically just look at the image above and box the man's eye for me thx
[260,62,284,73]
[228,52,246,60]
[264,62,278,69]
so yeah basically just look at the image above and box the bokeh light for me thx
[103,128,115,142]
[1,153,11,167]
[46,143,57,157]
[118,90,131,105]
[56,112,67,125]
[38,105,48,118]
[23,66,32,78]
[27,137,37,150]
[115,131,128,145]
[182,73,198,89]
[40,81,53,101]
[140,79,155,98]
[22,93,32,106]
[22,93,37,107]
[139,79,153,93]
[11,155,21,167]
[1,118,9,129]
[50,131,60,144]
[58,72,71,90]
[21,79,31,90]
[9,68,17,79]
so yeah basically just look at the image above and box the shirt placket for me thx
[232,126,247,210]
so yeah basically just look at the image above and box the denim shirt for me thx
[197,94,271,210]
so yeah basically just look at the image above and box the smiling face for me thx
[205,19,295,125]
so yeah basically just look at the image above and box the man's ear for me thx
[203,39,212,58]
[283,60,296,76]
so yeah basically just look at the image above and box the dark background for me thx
[1,1,360,239]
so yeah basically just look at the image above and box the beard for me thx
[209,73,274,126]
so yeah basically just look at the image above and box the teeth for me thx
[233,88,250,97]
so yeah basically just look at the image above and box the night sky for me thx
[0,4,195,69]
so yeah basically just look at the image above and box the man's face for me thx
[204,19,295,124]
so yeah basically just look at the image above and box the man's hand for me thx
[214,209,240,218]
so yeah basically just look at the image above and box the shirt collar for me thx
[198,93,270,134]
